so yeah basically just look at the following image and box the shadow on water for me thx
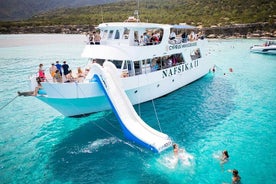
[46,73,236,183]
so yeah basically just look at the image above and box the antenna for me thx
[101,6,104,23]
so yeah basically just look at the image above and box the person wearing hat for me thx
[38,63,46,82]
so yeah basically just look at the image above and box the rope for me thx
[0,95,18,111]
[143,71,164,133]
[151,99,163,133]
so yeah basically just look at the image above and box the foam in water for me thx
[69,137,119,154]
[158,148,194,169]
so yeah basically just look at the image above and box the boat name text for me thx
[162,60,199,78]
[169,42,197,50]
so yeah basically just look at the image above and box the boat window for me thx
[108,30,114,39]
[134,31,139,45]
[134,60,141,75]
[152,53,185,69]
[92,59,105,66]
[123,28,130,39]
[145,59,151,65]
[102,30,108,39]
[139,28,163,46]
[115,30,120,39]
[190,48,201,60]
[109,60,123,69]
[123,61,128,69]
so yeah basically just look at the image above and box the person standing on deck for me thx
[62,61,69,76]
[49,63,57,80]
[94,31,101,45]
[55,61,62,76]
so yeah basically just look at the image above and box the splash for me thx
[69,137,119,154]
[158,149,194,169]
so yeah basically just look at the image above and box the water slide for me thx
[91,62,172,153]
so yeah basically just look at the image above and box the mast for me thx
[134,0,140,22]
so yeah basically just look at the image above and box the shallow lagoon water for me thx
[0,34,275,183]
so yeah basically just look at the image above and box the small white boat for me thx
[29,18,213,117]
[250,40,276,54]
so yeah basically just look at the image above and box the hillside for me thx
[14,0,276,27]
[0,0,275,37]
[0,0,119,21]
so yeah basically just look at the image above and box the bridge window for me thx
[102,30,108,39]
[108,30,114,39]
[123,28,130,39]
[115,30,120,39]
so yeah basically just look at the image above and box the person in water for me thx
[221,150,229,164]
[173,143,179,156]
[228,169,241,184]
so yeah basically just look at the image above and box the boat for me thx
[29,18,213,117]
[250,40,276,54]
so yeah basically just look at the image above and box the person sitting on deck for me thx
[65,70,76,83]
[169,30,176,40]
[32,77,42,96]
[54,69,62,83]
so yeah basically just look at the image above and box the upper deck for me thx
[83,21,203,61]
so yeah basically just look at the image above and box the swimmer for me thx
[220,150,229,164]
[228,169,241,184]
[173,143,179,156]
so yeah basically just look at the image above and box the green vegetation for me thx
[1,0,275,27]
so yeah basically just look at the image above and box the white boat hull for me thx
[38,60,211,117]
[250,43,276,55]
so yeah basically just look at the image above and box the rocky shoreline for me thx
[0,22,275,39]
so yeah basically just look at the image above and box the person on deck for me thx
[169,30,176,40]
[54,69,62,83]
[32,77,42,96]
[94,31,101,45]
[55,61,62,76]
[62,61,69,76]
[38,63,46,82]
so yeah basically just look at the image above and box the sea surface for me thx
[0,34,275,184]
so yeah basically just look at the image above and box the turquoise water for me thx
[0,35,275,184]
